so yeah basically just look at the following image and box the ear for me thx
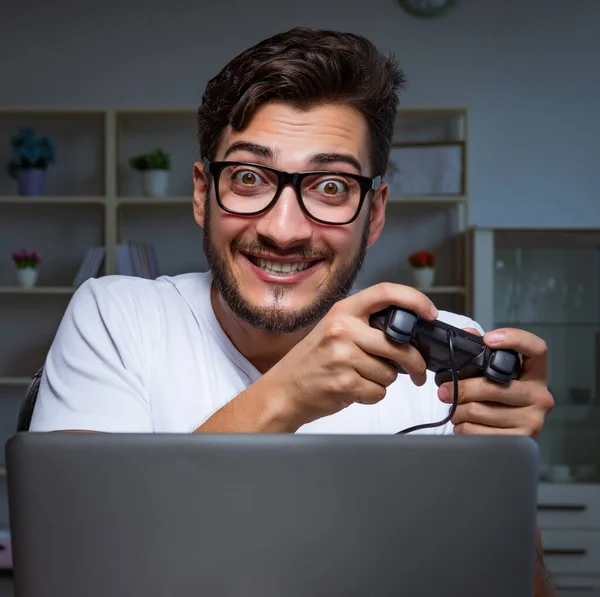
[365,181,388,248]
[192,161,209,228]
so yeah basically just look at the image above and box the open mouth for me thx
[243,253,321,275]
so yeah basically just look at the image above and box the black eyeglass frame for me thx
[202,158,382,226]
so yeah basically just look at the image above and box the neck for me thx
[210,284,312,373]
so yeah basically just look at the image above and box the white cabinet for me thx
[538,484,600,589]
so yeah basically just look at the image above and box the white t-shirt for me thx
[29,272,483,435]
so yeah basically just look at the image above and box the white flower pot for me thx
[17,267,39,288]
[412,267,435,289]
[141,170,170,197]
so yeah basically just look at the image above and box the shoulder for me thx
[69,271,212,316]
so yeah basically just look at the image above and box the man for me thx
[29,27,556,595]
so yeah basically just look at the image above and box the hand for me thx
[265,282,439,427]
[438,327,554,437]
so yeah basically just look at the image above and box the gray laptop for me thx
[5,433,539,597]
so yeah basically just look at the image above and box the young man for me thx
[29,27,555,594]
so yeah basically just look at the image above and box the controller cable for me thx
[396,328,459,435]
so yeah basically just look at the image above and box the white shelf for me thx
[117,196,192,206]
[0,286,76,295]
[387,194,467,204]
[0,377,30,386]
[0,106,472,527]
[418,286,466,294]
[0,195,106,205]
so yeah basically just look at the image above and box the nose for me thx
[254,184,314,248]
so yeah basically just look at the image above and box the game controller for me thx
[369,306,522,386]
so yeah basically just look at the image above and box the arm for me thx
[193,371,304,433]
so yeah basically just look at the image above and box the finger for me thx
[484,327,547,381]
[352,379,388,406]
[451,401,526,429]
[452,421,530,436]
[352,351,399,389]
[343,281,439,322]
[354,321,428,386]
[438,377,534,408]
[463,326,482,336]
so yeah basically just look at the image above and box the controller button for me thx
[489,351,516,376]
[389,311,414,338]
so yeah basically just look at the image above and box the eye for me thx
[233,169,264,186]
[315,179,346,195]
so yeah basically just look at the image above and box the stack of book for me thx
[115,242,159,278]
[72,243,160,287]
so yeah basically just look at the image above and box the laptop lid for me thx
[5,433,539,597]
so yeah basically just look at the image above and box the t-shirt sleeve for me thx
[29,278,153,432]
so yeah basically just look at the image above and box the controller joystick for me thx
[369,306,521,386]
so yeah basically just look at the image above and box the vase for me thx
[17,267,39,289]
[141,170,170,197]
[412,267,435,289]
[17,168,46,196]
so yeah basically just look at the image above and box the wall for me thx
[2,0,599,228]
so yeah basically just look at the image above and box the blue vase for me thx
[17,168,46,196]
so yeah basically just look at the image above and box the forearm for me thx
[534,526,558,597]
[194,375,303,434]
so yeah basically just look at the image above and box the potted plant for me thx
[408,249,435,288]
[129,148,171,197]
[7,127,56,196]
[12,249,41,288]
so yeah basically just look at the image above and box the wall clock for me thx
[398,0,456,18]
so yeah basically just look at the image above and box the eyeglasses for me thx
[203,158,381,225]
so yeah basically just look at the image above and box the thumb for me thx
[463,327,482,337]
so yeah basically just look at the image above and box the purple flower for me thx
[11,248,41,268]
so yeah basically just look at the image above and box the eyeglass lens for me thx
[217,164,362,223]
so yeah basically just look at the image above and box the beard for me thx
[202,197,370,334]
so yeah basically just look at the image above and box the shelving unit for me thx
[0,105,471,538]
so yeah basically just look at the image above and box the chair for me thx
[17,366,44,432]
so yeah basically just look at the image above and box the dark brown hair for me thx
[197,27,406,177]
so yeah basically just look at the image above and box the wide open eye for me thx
[232,169,264,186]
[314,179,347,195]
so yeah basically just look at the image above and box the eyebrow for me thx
[222,142,363,174]
[223,142,273,160]
[308,153,362,174]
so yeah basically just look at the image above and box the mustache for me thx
[232,238,332,261]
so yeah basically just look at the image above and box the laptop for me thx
[5,432,539,597]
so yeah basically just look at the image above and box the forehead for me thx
[216,101,371,172]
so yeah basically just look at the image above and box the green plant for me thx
[129,148,171,171]
[7,127,56,178]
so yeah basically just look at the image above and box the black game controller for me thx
[370,306,522,387]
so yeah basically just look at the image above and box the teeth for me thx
[257,258,312,274]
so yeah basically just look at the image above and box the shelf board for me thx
[417,286,466,294]
[115,107,197,115]
[0,196,106,205]
[0,107,106,116]
[387,194,467,204]
[0,286,76,295]
[117,196,192,206]
[496,321,600,328]
[0,377,31,386]
[391,140,465,149]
